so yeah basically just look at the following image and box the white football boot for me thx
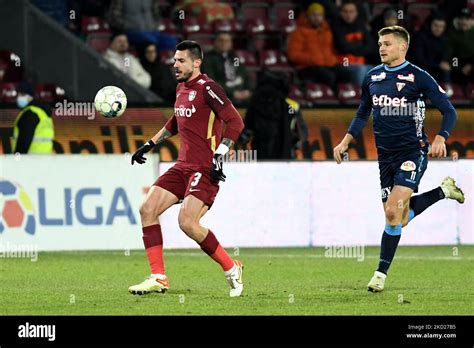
[128,274,170,295]
[225,260,244,297]
[440,176,465,203]
[367,271,387,292]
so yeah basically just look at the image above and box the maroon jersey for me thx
[164,74,244,166]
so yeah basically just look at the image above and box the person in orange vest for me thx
[288,2,354,92]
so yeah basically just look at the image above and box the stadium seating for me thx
[259,50,291,70]
[240,3,269,21]
[273,2,298,26]
[160,50,175,65]
[86,32,112,54]
[212,18,243,33]
[407,4,436,31]
[234,50,258,68]
[34,83,66,103]
[0,82,18,103]
[337,83,362,105]
[439,83,469,104]
[182,16,212,35]
[305,82,338,104]
[278,17,297,34]
[288,84,307,106]
[158,18,178,35]
[81,16,110,34]
[467,83,474,101]
[245,17,270,34]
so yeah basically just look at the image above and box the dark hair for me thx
[176,40,203,60]
[341,0,357,8]
[110,31,127,42]
[215,31,232,39]
[378,25,410,46]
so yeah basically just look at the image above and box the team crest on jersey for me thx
[400,161,416,171]
[397,73,415,82]
[188,90,197,101]
[371,72,386,81]
[396,82,406,91]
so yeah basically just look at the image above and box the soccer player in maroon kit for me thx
[128,41,245,297]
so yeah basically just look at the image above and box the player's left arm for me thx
[418,71,457,158]
[204,81,245,181]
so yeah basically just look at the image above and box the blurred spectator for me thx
[106,0,177,52]
[368,7,400,64]
[438,0,468,31]
[371,7,400,34]
[331,0,375,85]
[241,71,307,160]
[174,0,234,24]
[104,32,151,88]
[288,2,354,91]
[411,14,451,84]
[12,81,54,154]
[140,42,177,103]
[300,0,340,23]
[201,32,252,106]
[448,8,474,87]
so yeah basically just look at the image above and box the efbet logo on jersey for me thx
[175,104,196,118]
[372,94,408,107]
[0,180,36,235]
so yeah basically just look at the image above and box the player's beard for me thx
[177,70,193,82]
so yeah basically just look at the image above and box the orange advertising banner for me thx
[1,107,473,160]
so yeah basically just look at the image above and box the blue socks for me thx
[408,187,445,223]
[377,224,402,274]
[377,187,445,274]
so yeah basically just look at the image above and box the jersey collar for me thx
[383,60,409,71]
[184,73,205,87]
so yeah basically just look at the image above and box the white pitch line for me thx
[163,252,474,261]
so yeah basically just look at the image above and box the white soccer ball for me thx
[94,86,127,118]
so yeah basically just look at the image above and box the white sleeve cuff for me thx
[215,144,229,155]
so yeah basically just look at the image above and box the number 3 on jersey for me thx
[191,172,202,187]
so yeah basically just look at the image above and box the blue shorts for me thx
[378,148,428,202]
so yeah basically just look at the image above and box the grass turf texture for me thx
[1,246,473,315]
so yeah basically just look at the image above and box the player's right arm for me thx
[333,75,372,164]
[131,115,177,165]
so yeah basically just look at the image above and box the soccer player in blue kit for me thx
[333,26,465,292]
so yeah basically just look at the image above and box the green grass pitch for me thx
[1,246,473,315]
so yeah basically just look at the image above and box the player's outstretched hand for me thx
[131,140,155,165]
[333,141,349,164]
[428,135,447,158]
[211,154,226,182]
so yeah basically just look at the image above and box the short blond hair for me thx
[378,25,410,46]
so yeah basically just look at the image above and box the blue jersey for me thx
[348,60,457,154]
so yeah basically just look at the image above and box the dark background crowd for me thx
[1,0,472,106]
